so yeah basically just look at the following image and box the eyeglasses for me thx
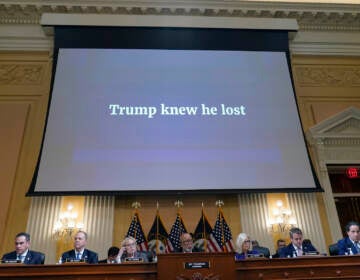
[244,240,251,243]
[125,242,136,247]
[182,239,193,243]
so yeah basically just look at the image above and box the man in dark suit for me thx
[120,237,149,262]
[279,227,318,258]
[61,231,98,263]
[1,232,45,264]
[271,239,286,258]
[337,221,360,255]
[252,240,270,258]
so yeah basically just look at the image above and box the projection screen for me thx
[29,21,320,195]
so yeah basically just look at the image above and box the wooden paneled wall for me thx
[0,51,52,254]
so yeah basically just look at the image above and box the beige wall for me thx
[1,51,359,255]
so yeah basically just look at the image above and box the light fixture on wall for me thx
[53,204,84,240]
[267,200,297,233]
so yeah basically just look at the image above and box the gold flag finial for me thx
[131,201,141,209]
[215,200,224,208]
[174,200,184,208]
[156,201,159,210]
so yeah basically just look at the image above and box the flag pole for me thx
[156,202,159,256]
[131,201,141,242]
[201,202,207,250]
[215,200,225,252]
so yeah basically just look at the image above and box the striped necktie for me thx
[355,242,360,251]
[297,247,303,256]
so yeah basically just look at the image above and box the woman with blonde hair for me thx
[235,233,258,260]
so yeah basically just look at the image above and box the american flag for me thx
[208,209,235,252]
[166,214,187,253]
[126,212,148,252]
[147,211,169,254]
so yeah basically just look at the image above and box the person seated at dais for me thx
[119,237,149,262]
[61,231,98,263]
[177,233,202,253]
[1,232,45,264]
[279,227,318,258]
[337,221,360,255]
[271,239,286,258]
[234,233,259,260]
[251,240,270,258]
[98,246,120,263]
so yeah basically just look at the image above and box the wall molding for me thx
[0,1,360,55]
[0,1,359,31]
[307,106,360,242]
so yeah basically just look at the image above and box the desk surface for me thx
[0,254,359,280]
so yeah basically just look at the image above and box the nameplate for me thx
[304,251,319,256]
[65,258,85,263]
[1,259,21,264]
[184,262,210,269]
[247,253,264,258]
[124,257,143,262]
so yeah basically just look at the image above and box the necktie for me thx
[76,252,81,260]
[17,255,25,263]
[297,247,303,256]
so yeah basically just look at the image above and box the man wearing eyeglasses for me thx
[1,232,45,264]
[178,233,202,253]
[119,237,149,262]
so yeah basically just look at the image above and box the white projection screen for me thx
[29,26,320,195]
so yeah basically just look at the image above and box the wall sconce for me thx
[267,200,296,233]
[53,204,84,240]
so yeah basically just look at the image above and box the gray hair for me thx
[235,233,252,254]
[121,236,137,247]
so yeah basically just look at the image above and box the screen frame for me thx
[28,21,322,196]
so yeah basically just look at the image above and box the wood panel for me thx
[1,255,360,279]
[236,255,360,279]
[0,103,29,244]
[290,54,360,250]
[0,51,52,255]
[157,252,236,280]
[0,263,157,280]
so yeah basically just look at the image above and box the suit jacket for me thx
[120,251,149,262]
[174,246,203,253]
[337,237,359,255]
[252,246,270,258]
[1,250,45,264]
[61,249,98,264]
[279,243,318,258]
